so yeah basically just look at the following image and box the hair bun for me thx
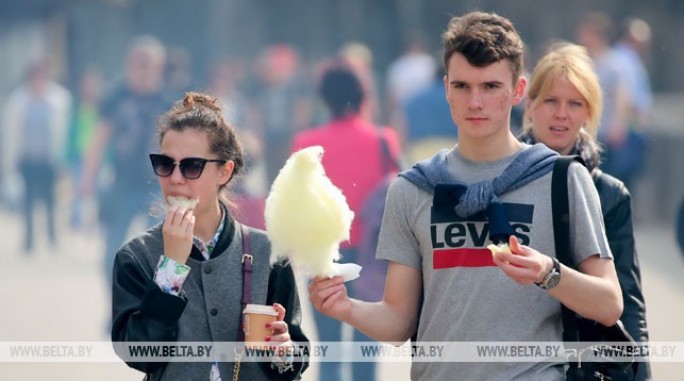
[182,92,221,112]
[182,93,196,109]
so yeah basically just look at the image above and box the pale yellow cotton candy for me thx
[265,146,354,277]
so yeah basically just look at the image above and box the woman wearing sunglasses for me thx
[519,43,650,380]
[111,92,309,381]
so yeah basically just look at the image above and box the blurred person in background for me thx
[164,46,195,99]
[606,17,654,192]
[576,11,640,189]
[82,35,171,298]
[248,44,314,187]
[519,42,651,380]
[385,30,436,132]
[207,57,268,229]
[66,66,103,229]
[400,61,457,163]
[613,17,653,130]
[292,61,401,381]
[2,57,72,253]
[207,58,249,130]
[339,41,382,123]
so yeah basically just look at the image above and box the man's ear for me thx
[512,76,527,106]
[218,160,235,186]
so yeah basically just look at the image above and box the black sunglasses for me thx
[149,154,227,180]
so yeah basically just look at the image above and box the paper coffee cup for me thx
[242,304,278,348]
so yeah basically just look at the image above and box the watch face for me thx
[544,273,561,289]
[535,258,561,290]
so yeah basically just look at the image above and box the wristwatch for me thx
[535,257,561,290]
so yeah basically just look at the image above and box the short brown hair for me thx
[442,11,524,83]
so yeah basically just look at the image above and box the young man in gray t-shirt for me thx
[309,11,623,381]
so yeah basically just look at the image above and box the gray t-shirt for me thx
[377,146,612,381]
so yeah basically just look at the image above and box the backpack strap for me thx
[551,156,583,267]
[552,155,639,376]
[551,155,583,343]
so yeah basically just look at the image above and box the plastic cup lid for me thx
[242,304,278,316]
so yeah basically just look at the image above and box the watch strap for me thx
[536,257,560,289]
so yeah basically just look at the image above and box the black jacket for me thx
[677,198,684,254]
[593,169,651,380]
[593,170,649,342]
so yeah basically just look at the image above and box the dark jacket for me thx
[520,131,650,380]
[111,211,309,381]
[593,169,648,343]
[677,198,684,254]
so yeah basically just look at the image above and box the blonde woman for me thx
[519,42,650,380]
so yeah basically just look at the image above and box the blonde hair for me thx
[523,42,603,138]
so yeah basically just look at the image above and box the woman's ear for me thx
[218,160,235,186]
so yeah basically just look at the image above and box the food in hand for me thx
[167,196,199,209]
[265,146,354,277]
[487,243,512,258]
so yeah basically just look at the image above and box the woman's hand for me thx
[492,235,553,285]
[267,303,295,358]
[162,206,195,264]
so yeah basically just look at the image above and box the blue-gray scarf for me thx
[399,143,558,242]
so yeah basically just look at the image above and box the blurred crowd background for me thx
[1,0,684,226]
[1,0,684,380]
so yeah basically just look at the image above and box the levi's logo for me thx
[430,202,533,269]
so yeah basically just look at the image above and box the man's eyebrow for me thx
[448,79,505,86]
[448,79,467,85]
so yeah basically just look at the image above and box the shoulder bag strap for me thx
[378,128,400,174]
[237,224,253,342]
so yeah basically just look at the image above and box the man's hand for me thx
[308,276,352,321]
[491,235,553,285]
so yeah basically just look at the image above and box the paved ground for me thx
[0,201,682,380]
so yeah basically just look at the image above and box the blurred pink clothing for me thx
[291,116,400,248]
